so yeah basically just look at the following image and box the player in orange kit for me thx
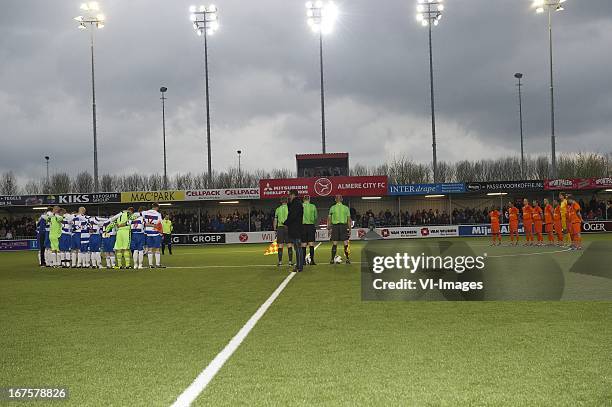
[508,202,520,245]
[552,200,564,245]
[543,198,555,245]
[532,200,544,245]
[489,206,502,246]
[567,196,583,250]
[522,198,534,246]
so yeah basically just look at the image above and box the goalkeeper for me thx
[107,207,134,269]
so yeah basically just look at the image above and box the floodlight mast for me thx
[74,2,105,192]
[306,1,338,154]
[532,0,566,178]
[416,0,443,183]
[190,5,219,182]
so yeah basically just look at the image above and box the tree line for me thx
[1,153,610,195]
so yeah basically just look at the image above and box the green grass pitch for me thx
[1,236,611,406]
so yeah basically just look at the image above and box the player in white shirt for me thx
[130,206,147,269]
[88,216,104,269]
[59,212,74,268]
[71,207,87,268]
[142,203,164,268]
[102,218,117,268]
[79,216,91,268]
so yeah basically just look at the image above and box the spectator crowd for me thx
[1,197,611,239]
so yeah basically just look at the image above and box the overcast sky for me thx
[1,0,611,182]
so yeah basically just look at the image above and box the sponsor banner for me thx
[582,221,612,233]
[121,190,185,203]
[0,196,27,206]
[185,188,260,201]
[44,193,120,205]
[459,224,525,236]
[465,180,544,193]
[388,183,466,196]
[0,240,32,251]
[376,226,459,239]
[172,233,226,245]
[225,231,277,244]
[545,177,612,191]
[259,176,388,199]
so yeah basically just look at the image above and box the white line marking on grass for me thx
[487,248,572,258]
[170,271,296,407]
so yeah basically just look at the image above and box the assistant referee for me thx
[328,194,351,264]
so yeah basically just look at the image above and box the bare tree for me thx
[73,171,94,193]
[100,174,116,192]
[24,179,42,194]
[0,171,19,195]
[49,173,71,194]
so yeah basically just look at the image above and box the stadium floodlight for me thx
[416,0,444,183]
[305,1,338,154]
[514,73,525,178]
[531,0,567,178]
[160,87,168,190]
[74,2,106,192]
[189,5,220,181]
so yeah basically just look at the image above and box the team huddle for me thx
[489,193,583,249]
[38,203,166,269]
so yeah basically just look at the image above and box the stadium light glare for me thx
[361,197,382,200]
[33,207,49,211]
[158,203,172,206]
[605,189,612,192]
[219,201,240,205]
[487,193,509,196]
[425,194,445,198]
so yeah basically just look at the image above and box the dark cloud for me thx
[0,0,610,183]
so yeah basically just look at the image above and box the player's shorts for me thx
[103,235,116,253]
[276,226,288,244]
[50,235,60,251]
[571,222,581,235]
[509,222,518,232]
[89,234,102,252]
[554,223,562,233]
[545,223,553,233]
[145,234,162,249]
[491,224,500,234]
[59,234,72,251]
[524,221,533,232]
[534,222,543,233]
[71,233,81,250]
[45,233,51,249]
[131,232,145,251]
[331,223,349,242]
[301,224,316,243]
[114,229,131,250]
[80,241,89,252]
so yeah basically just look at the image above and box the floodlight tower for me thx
[514,73,525,178]
[532,0,566,178]
[74,2,105,192]
[416,0,443,183]
[189,5,219,181]
[306,1,338,154]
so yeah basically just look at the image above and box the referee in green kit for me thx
[328,194,351,264]
[301,195,318,265]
